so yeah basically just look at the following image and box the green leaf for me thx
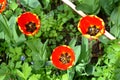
[85,64,94,75]
[110,6,120,38]
[79,37,89,63]
[15,61,22,68]
[26,39,49,70]
[73,45,81,64]
[25,38,42,53]
[15,47,22,55]
[67,68,75,80]
[0,14,13,43]
[99,36,109,44]
[20,0,41,8]
[0,32,4,39]
[41,0,50,9]
[9,2,18,11]
[76,0,100,14]
[4,10,13,19]
[29,74,41,80]
[28,0,41,8]
[75,63,86,75]
[100,0,115,15]
[26,39,48,59]
[0,75,6,80]
[22,63,32,80]
[0,63,9,75]
[62,74,68,80]
[69,38,77,48]
[14,8,22,16]
[16,69,25,79]
[8,15,18,42]
[15,34,26,45]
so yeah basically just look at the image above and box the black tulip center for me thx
[25,22,37,33]
[0,4,3,9]
[59,53,71,64]
[87,25,100,36]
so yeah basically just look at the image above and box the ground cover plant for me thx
[0,0,120,80]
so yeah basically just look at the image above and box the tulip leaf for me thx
[76,0,100,14]
[67,68,75,80]
[73,45,81,64]
[110,5,120,38]
[79,37,89,63]
[0,14,13,43]
[100,0,115,15]
[28,74,41,80]
[20,0,41,8]
[69,38,77,48]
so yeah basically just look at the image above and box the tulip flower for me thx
[51,45,75,70]
[0,0,6,13]
[78,15,105,39]
[17,12,40,36]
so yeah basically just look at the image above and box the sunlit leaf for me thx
[22,63,32,79]
[0,75,6,80]
[62,74,68,80]
[29,74,41,80]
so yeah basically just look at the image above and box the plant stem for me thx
[62,0,116,40]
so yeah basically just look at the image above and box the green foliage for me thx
[100,0,115,15]
[92,40,120,80]
[109,5,120,38]
[76,0,100,14]
[0,0,120,80]
[25,39,49,70]
[20,0,41,9]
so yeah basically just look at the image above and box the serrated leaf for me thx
[16,69,25,79]
[4,10,13,19]
[22,63,32,80]
[28,74,41,80]
[9,2,18,11]
[15,47,22,55]
[15,61,22,68]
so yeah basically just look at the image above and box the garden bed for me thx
[0,0,120,80]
